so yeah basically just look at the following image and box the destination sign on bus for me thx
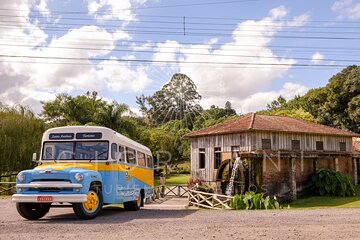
[49,133,74,140]
[76,132,102,139]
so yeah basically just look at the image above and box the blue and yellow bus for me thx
[12,126,154,220]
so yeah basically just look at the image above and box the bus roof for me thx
[43,126,152,155]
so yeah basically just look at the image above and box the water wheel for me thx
[216,159,246,195]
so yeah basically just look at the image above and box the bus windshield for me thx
[42,141,109,160]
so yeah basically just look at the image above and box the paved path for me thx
[145,196,189,210]
[1,197,360,240]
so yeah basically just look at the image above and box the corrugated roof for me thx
[184,113,360,138]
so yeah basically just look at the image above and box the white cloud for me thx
[152,40,181,68]
[311,52,324,64]
[97,58,152,92]
[87,0,148,23]
[332,0,360,19]
[36,0,50,16]
[0,5,152,113]
[155,6,307,112]
[332,0,352,10]
[236,82,309,113]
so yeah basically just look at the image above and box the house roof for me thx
[184,113,360,138]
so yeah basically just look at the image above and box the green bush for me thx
[311,169,356,197]
[233,191,280,210]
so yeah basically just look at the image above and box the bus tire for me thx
[124,193,142,211]
[16,203,50,220]
[73,186,103,220]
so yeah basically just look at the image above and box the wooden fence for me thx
[0,182,16,195]
[188,189,234,210]
[153,185,189,199]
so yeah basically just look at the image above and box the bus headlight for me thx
[74,173,84,182]
[17,172,26,182]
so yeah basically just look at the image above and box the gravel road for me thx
[1,197,360,240]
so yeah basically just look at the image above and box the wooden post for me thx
[177,186,181,197]
[291,157,297,200]
[335,158,339,172]
[354,158,358,185]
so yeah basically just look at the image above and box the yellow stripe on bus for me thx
[35,163,154,187]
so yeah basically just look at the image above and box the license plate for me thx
[37,196,53,202]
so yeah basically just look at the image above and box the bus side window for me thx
[119,145,125,162]
[138,152,146,167]
[126,147,136,165]
[111,143,117,160]
[146,155,154,168]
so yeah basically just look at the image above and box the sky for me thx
[0,0,360,115]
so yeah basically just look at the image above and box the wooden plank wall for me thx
[253,131,353,152]
[190,131,353,181]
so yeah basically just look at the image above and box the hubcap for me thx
[83,191,99,213]
[137,195,141,206]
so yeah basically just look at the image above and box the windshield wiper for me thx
[45,150,57,163]
[90,151,108,162]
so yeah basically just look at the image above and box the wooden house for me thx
[184,113,360,201]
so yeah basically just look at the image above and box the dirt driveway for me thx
[1,197,360,240]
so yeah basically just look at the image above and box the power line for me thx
[2,36,360,55]
[0,59,347,70]
[2,14,360,30]
[0,54,350,67]
[2,5,360,26]
[1,20,360,35]
[1,25,360,40]
[0,0,260,13]
[0,43,359,63]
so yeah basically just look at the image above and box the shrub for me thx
[311,169,355,197]
[233,191,280,210]
[187,177,214,193]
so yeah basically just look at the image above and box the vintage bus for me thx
[12,126,154,220]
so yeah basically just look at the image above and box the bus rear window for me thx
[146,155,154,168]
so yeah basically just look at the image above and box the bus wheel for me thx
[16,203,50,220]
[73,186,103,220]
[124,193,142,211]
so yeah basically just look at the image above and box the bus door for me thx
[117,145,134,202]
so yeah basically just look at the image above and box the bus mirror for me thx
[32,153,37,162]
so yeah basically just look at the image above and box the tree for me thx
[319,65,360,132]
[266,95,287,110]
[0,105,45,176]
[136,73,203,128]
[261,65,360,133]
[225,101,237,116]
[41,91,104,126]
[193,103,237,130]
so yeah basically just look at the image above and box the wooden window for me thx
[316,141,324,151]
[231,146,239,159]
[199,148,206,169]
[339,142,346,152]
[146,155,154,168]
[291,140,300,150]
[262,139,271,150]
[126,147,136,164]
[118,145,125,162]
[214,147,221,169]
[137,152,146,167]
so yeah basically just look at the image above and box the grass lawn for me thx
[154,174,190,186]
[290,185,360,209]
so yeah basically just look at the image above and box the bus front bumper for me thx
[12,194,87,203]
